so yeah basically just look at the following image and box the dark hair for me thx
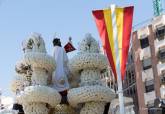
[53,38,61,47]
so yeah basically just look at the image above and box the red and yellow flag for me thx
[92,6,134,80]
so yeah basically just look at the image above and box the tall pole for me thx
[111,4,125,114]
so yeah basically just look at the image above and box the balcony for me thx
[142,68,154,82]
[152,15,165,30]
[142,58,152,70]
[157,63,165,76]
[160,74,165,85]
[160,85,165,99]
[145,79,154,93]
[160,75,165,99]
[144,91,156,105]
[157,48,165,63]
[156,25,165,40]
[155,37,165,53]
[137,26,149,40]
[154,26,165,55]
[140,47,151,60]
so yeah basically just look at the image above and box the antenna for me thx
[153,0,163,16]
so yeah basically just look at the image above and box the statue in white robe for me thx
[52,38,70,93]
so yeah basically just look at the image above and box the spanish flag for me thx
[92,6,134,80]
[64,42,76,53]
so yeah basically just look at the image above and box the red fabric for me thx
[121,6,134,80]
[92,10,117,79]
[64,42,76,53]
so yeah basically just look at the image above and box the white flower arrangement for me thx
[11,74,26,93]
[23,52,55,73]
[31,67,48,85]
[14,34,64,114]
[68,72,80,88]
[17,85,61,107]
[54,104,77,114]
[80,69,100,82]
[79,69,102,86]
[13,33,116,114]
[80,102,105,114]
[80,80,102,87]
[67,34,116,114]
[69,53,108,74]
[68,85,116,107]
[14,59,32,87]
[23,103,48,114]
[22,33,46,53]
[15,59,30,74]
[78,33,100,53]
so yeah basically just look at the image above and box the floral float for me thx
[13,33,61,114]
[11,59,32,93]
[54,104,77,114]
[68,34,116,114]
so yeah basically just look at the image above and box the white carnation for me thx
[80,69,102,86]
[78,33,99,53]
[80,102,105,114]
[15,35,62,114]
[22,33,46,53]
[24,52,55,73]
[68,85,116,107]
[11,74,26,92]
[68,34,116,114]
[17,85,61,107]
[69,53,108,74]
[23,103,48,114]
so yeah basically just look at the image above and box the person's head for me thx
[53,38,61,47]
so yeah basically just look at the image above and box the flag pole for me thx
[110,4,125,114]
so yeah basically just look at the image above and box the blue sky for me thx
[0,0,156,96]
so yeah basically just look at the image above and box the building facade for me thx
[128,14,165,114]
[123,51,139,114]
[100,15,165,114]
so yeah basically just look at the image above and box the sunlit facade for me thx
[130,14,165,114]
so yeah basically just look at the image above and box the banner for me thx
[92,6,134,80]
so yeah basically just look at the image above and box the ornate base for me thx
[53,104,77,114]
[23,103,48,114]
[80,102,105,114]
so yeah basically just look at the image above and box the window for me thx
[158,48,165,62]
[130,88,133,95]
[148,108,162,114]
[161,70,165,85]
[131,70,135,83]
[127,90,130,95]
[145,80,154,93]
[156,25,165,40]
[160,75,165,85]
[145,84,154,92]
[142,58,152,70]
[133,86,136,94]
[140,37,149,49]
[128,72,132,84]
[107,82,110,87]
